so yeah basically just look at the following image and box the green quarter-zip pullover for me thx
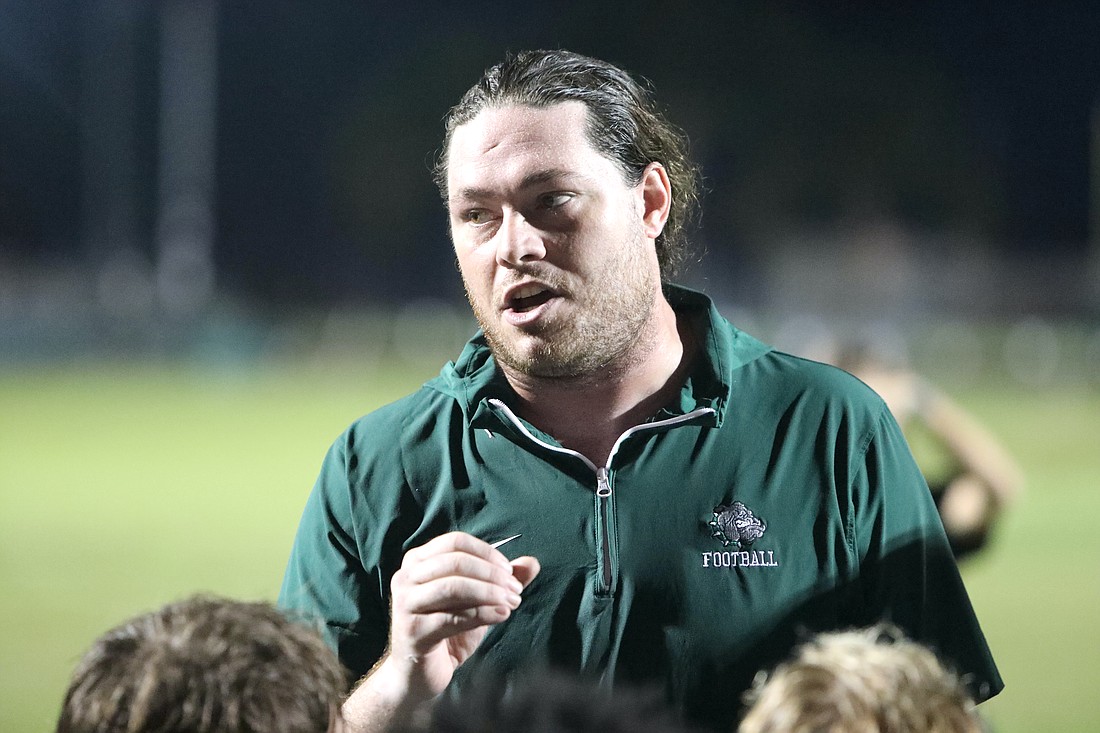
[279,285,1002,731]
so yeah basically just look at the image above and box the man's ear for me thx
[639,162,672,240]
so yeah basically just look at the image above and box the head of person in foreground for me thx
[738,625,982,733]
[56,595,347,733]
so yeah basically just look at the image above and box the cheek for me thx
[455,249,494,293]
[453,241,480,273]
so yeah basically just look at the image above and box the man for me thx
[738,625,983,733]
[279,49,1002,732]
[56,595,347,733]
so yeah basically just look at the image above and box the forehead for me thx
[446,101,621,198]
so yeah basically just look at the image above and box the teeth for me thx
[511,283,545,300]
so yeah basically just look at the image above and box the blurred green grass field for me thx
[1,360,1097,731]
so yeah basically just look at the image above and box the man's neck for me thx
[500,296,696,467]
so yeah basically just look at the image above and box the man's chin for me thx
[502,347,606,381]
[486,338,573,379]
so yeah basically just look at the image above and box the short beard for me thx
[464,226,658,381]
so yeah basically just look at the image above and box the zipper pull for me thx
[596,467,612,497]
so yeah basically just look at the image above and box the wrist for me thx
[342,655,439,733]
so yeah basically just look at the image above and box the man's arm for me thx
[852,406,1003,701]
[341,532,540,733]
[279,437,392,678]
[279,431,540,732]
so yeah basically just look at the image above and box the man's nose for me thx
[495,210,546,267]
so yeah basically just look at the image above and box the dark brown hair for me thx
[435,49,701,279]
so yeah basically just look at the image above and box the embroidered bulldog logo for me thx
[709,502,767,548]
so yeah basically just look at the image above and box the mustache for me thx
[497,265,570,293]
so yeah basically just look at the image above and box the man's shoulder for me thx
[741,349,888,414]
[760,349,866,385]
[343,379,461,437]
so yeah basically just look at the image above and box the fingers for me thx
[510,556,541,589]
[403,531,514,571]
[397,573,523,616]
[404,544,524,595]
[389,532,534,655]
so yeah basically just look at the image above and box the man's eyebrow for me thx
[518,168,588,188]
[451,169,591,203]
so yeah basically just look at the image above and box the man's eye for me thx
[464,210,490,225]
[541,192,574,209]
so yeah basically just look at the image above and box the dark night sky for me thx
[2,1,1098,306]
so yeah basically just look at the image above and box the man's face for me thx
[446,101,663,378]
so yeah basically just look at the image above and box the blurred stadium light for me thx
[154,0,217,317]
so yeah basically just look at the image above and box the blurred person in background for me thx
[835,343,1024,558]
[279,49,1001,733]
[737,625,983,733]
[56,595,347,733]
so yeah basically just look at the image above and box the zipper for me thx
[487,398,715,597]
[595,467,615,596]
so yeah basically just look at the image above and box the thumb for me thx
[510,556,540,589]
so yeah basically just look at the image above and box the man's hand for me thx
[342,532,539,733]
[387,531,540,692]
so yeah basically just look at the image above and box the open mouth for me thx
[505,283,556,313]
